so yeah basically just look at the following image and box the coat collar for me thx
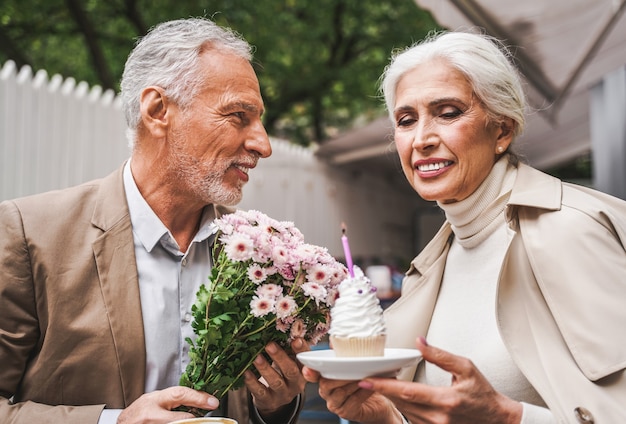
[508,163,562,210]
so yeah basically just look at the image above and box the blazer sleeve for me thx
[0,200,105,423]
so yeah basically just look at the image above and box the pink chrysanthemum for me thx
[181,209,348,400]
[275,319,290,333]
[255,283,283,298]
[271,245,290,266]
[301,281,328,304]
[247,264,267,284]
[306,263,333,286]
[250,296,275,317]
[275,295,298,319]
[222,233,254,262]
[290,318,307,339]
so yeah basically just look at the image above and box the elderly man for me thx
[0,18,306,424]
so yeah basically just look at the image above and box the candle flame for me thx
[341,222,347,235]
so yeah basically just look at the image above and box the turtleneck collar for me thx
[438,155,517,248]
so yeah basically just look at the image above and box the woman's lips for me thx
[414,159,453,177]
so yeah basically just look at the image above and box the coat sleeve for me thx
[520,187,626,381]
[0,200,104,424]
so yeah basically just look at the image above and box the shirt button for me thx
[182,258,187,267]
[184,313,192,322]
[574,406,595,423]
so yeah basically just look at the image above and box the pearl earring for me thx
[497,146,504,153]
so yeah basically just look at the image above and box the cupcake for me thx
[329,267,387,357]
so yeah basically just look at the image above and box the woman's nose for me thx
[411,119,439,151]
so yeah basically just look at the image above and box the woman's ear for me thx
[495,117,515,153]
[139,86,169,138]
[497,117,515,141]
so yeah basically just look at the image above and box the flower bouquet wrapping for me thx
[179,209,346,404]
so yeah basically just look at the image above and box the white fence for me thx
[0,60,129,201]
[0,60,434,262]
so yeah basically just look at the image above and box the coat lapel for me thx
[384,223,453,381]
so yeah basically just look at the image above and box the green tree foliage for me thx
[0,0,438,145]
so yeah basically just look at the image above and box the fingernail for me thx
[207,396,220,408]
[419,336,428,346]
[254,354,265,365]
[293,338,303,348]
[358,380,374,390]
[266,343,278,354]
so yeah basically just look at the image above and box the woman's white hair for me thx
[380,30,527,140]
[120,17,253,148]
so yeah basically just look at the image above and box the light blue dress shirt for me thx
[99,161,217,423]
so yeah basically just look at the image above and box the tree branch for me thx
[123,0,148,35]
[64,0,115,89]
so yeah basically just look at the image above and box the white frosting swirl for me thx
[329,270,386,338]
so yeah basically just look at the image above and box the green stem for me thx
[240,316,276,338]
[216,343,267,399]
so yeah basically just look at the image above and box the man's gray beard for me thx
[167,144,243,206]
[202,172,243,206]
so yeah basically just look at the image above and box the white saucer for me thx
[297,348,421,380]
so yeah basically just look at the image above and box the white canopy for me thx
[317,0,626,180]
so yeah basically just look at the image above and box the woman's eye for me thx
[440,108,462,119]
[397,115,417,127]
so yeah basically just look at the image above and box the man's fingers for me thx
[291,337,310,354]
[302,366,321,383]
[159,386,219,410]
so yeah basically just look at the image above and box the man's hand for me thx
[245,338,309,418]
[117,386,219,424]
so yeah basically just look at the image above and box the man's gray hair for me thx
[120,17,253,148]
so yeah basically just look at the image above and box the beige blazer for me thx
[385,164,626,423]
[0,165,252,423]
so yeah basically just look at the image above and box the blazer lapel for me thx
[92,165,146,405]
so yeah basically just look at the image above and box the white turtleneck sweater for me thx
[419,157,555,423]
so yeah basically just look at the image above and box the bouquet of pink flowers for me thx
[179,209,346,400]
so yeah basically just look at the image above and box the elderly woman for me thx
[303,31,626,423]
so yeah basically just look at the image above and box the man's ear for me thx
[139,86,169,138]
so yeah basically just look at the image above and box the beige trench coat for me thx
[385,163,626,423]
